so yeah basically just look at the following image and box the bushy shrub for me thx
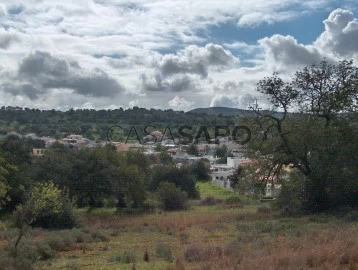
[151,166,199,199]
[274,173,304,215]
[36,243,56,260]
[31,195,77,229]
[183,245,222,262]
[108,253,122,263]
[0,242,37,270]
[257,206,271,213]
[199,196,223,206]
[156,182,188,211]
[122,251,136,264]
[225,195,241,204]
[109,251,136,264]
[155,244,173,262]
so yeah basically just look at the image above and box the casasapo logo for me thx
[107,125,251,145]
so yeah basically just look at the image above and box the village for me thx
[2,130,282,198]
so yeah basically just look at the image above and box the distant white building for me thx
[41,136,56,147]
[32,148,46,157]
[265,183,282,198]
[211,157,241,189]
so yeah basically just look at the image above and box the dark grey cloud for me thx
[157,43,237,79]
[19,51,70,78]
[140,43,237,93]
[3,51,124,100]
[3,83,40,100]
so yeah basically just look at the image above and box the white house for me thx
[211,157,241,189]
[265,183,282,198]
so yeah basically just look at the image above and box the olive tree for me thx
[249,60,358,211]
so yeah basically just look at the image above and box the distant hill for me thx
[188,107,256,117]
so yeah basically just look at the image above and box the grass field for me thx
[1,182,357,270]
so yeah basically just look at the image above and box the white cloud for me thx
[0,2,356,110]
[259,34,325,70]
[168,96,195,111]
[155,44,238,79]
[315,8,358,60]
[258,8,358,72]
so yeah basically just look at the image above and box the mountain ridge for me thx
[188,107,256,117]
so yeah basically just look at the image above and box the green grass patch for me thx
[196,181,233,199]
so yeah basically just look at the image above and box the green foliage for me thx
[13,181,76,253]
[158,151,173,165]
[14,182,63,229]
[215,144,228,158]
[0,242,38,270]
[156,182,188,211]
[108,251,137,264]
[191,159,210,181]
[274,173,305,215]
[155,244,173,262]
[225,195,242,204]
[36,243,56,260]
[186,143,198,156]
[0,156,11,208]
[251,59,358,212]
[31,192,77,229]
[0,136,31,210]
[0,107,233,139]
[151,165,199,199]
[114,152,150,209]
[196,181,233,199]
[33,146,120,207]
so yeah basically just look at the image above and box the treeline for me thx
[0,135,210,227]
[0,106,237,139]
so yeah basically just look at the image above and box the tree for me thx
[158,151,173,165]
[0,136,31,210]
[187,144,198,156]
[156,182,188,211]
[191,159,210,181]
[293,60,357,126]
[215,144,228,158]
[113,165,146,209]
[0,156,11,208]
[33,147,120,207]
[151,165,199,199]
[250,59,358,211]
[13,182,64,252]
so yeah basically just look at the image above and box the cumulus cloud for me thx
[0,1,357,110]
[168,95,195,111]
[258,9,358,71]
[140,73,196,92]
[210,94,239,108]
[2,51,124,100]
[156,44,237,79]
[315,8,358,60]
[209,81,257,109]
[259,34,324,69]
[140,44,237,93]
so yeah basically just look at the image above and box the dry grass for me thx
[1,200,357,269]
[165,225,358,270]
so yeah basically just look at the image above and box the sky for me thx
[0,0,357,111]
